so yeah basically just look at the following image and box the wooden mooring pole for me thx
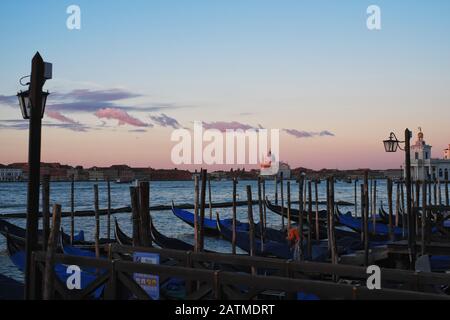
[434,180,437,207]
[262,179,267,229]
[287,181,291,231]
[360,184,365,243]
[42,175,50,250]
[363,172,369,266]
[401,180,406,238]
[94,185,100,259]
[372,179,377,235]
[303,179,307,223]
[328,177,338,265]
[314,180,320,241]
[208,175,212,220]
[43,204,61,300]
[298,175,304,224]
[354,179,357,217]
[445,172,449,206]
[428,179,432,208]
[246,185,256,275]
[107,178,111,240]
[194,175,200,253]
[199,170,207,252]
[421,180,427,255]
[280,172,284,230]
[130,187,140,246]
[438,178,442,206]
[395,182,400,227]
[139,181,151,247]
[415,181,420,236]
[387,178,393,241]
[70,174,74,244]
[307,180,312,258]
[274,175,278,205]
[231,177,237,255]
[258,177,264,248]
[298,179,304,261]
[331,177,338,264]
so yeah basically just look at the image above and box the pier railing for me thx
[30,244,450,300]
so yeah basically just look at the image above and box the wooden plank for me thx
[117,271,151,300]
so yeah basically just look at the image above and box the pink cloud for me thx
[94,108,149,127]
[46,111,78,124]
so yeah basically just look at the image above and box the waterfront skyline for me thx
[1,1,450,170]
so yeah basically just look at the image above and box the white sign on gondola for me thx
[133,252,160,300]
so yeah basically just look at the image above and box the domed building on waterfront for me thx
[406,128,450,181]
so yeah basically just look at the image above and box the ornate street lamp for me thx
[383,128,415,269]
[383,132,403,153]
[17,90,49,119]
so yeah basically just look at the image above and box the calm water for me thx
[0,179,446,281]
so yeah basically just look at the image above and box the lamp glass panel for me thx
[384,140,398,152]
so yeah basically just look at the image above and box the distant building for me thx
[88,167,105,181]
[132,168,152,181]
[278,162,291,180]
[0,168,23,181]
[380,169,402,180]
[406,129,450,181]
[67,166,89,181]
[445,145,450,160]
[40,163,70,181]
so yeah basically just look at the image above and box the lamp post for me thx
[17,52,51,299]
[383,129,415,269]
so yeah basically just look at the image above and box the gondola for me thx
[6,234,104,299]
[173,202,293,242]
[171,202,248,236]
[379,204,407,228]
[211,211,288,243]
[114,218,133,246]
[379,205,394,226]
[265,199,328,223]
[215,214,332,261]
[336,212,407,238]
[114,217,197,252]
[151,222,196,251]
[0,218,84,244]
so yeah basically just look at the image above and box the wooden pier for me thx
[29,244,450,300]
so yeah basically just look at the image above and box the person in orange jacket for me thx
[287,227,302,260]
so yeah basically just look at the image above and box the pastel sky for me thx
[1,0,449,170]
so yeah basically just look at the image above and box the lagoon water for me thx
[0,179,445,281]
